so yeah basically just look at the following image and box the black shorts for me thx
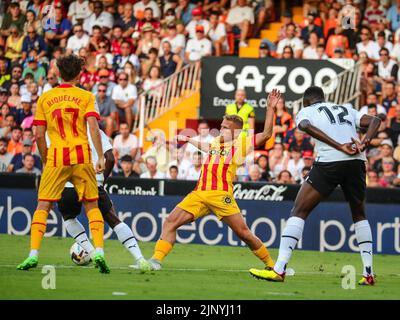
[57,186,113,218]
[305,159,366,205]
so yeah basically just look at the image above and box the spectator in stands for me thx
[0,138,13,172]
[0,2,25,37]
[66,24,90,55]
[272,96,292,144]
[23,9,43,36]
[373,139,396,174]
[113,40,140,72]
[185,25,212,62]
[44,7,72,49]
[0,114,16,139]
[186,151,202,180]
[277,170,295,184]
[15,153,41,176]
[278,10,301,42]
[96,83,118,137]
[248,164,265,182]
[360,93,387,115]
[136,24,160,59]
[135,7,161,34]
[22,57,46,87]
[169,165,179,180]
[92,69,116,97]
[5,25,24,62]
[113,122,139,161]
[7,126,23,155]
[95,39,114,69]
[269,143,289,179]
[184,120,214,156]
[302,150,314,170]
[2,65,23,92]
[142,66,163,100]
[386,0,400,32]
[252,0,274,38]
[225,89,255,133]
[16,95,32,126]
[301,11,324,44]
[7,138,42,172]
[356,26,380,62]
[287,145,305,183]
[160,22,186,57]
[159,41,183,78]
[186,7,210,39]
[142,131,170,173]
[43,72,59,93]
[388,105,400,146]
[176,0,196,26]
[302,31,320,59]
[208,11,228,57]
[140,156,166,179]
[289,128,314,152]
[382,81,397,112]
[301,166,311,183]
[375,48,398,88]
[258,42,271,58]
[364,0,386,26]
[0,58,10,88]
[114,3,137,38]
[112,72,138,129]
[256,154,271,181]
[134,0,161,20]
[83,1,114,35]
[118,155,140,178]
[376,31,393,52]
[226,0,254,48]
[379,157,397,187]
[7,84,21,109]
[68,0,92,25]
[277,23,303,59]
[367,170,380,187]
[22,26,47,63]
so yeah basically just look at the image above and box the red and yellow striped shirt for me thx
[33,84,100,167]
[195,136,255,193]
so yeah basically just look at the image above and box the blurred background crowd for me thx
[0,0,400,188]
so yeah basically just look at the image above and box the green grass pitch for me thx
[0,234,399,300]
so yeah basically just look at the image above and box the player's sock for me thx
[252,245,274,268]
[113,222,144,262]
[355,219,374,277]
[86,208,104,251]
[64,218,95,255]
[274,216,305,274]
[30,209,49,257]
[152,239,173,263]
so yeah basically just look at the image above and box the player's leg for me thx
[97,187,151,271]
[222,213,274,268]
[149,206,195,270]
[58,187,95,256]
[341,160,375,285]
[17,166,68,270]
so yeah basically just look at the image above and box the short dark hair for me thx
[56,54,85,82]
[23,153,34,161]
[169,165,178,171]
[223,114,243,128]
[303,86,325,107]
[5,113,15,120]
[367,103,377,110]
[379,47,389,55]
[11,125,22,132]
[0,137,8,145]
[120,155,133,162]
[290,145,302,153]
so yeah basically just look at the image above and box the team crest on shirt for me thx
[222,195,233,206]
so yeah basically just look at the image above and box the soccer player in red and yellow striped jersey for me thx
[17,55,110,273]
[148,89,282,271]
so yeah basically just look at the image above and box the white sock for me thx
[274,216,305,274]
[114,222,144,262]
[29,249,39,257]
[64,218,95,255]
[355,220,373,276]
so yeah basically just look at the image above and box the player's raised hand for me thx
[95,157,105,174]
[267,89,282,111]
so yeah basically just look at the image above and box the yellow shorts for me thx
[177,190,240,220]
[38,163,98,202]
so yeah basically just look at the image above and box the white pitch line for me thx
[2,263,400,277]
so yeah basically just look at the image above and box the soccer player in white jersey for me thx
[249,86,381,286]
[55,129,152,272]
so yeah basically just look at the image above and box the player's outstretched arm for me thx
[254,89,281,148]
[35,125,48,166]
[298,119,359,156]
[87,117,105,173]
[176,135,211,153]
[352,114,381,152]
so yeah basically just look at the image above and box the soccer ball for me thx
[70,243,91,266]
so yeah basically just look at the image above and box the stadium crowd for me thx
[0,0,400,188]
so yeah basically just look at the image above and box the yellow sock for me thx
[152,239,173,262]
[87,208,104,249]
[253,245,275,268]
[31,210,49,251]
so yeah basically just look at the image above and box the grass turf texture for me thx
[0,234,399,300]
